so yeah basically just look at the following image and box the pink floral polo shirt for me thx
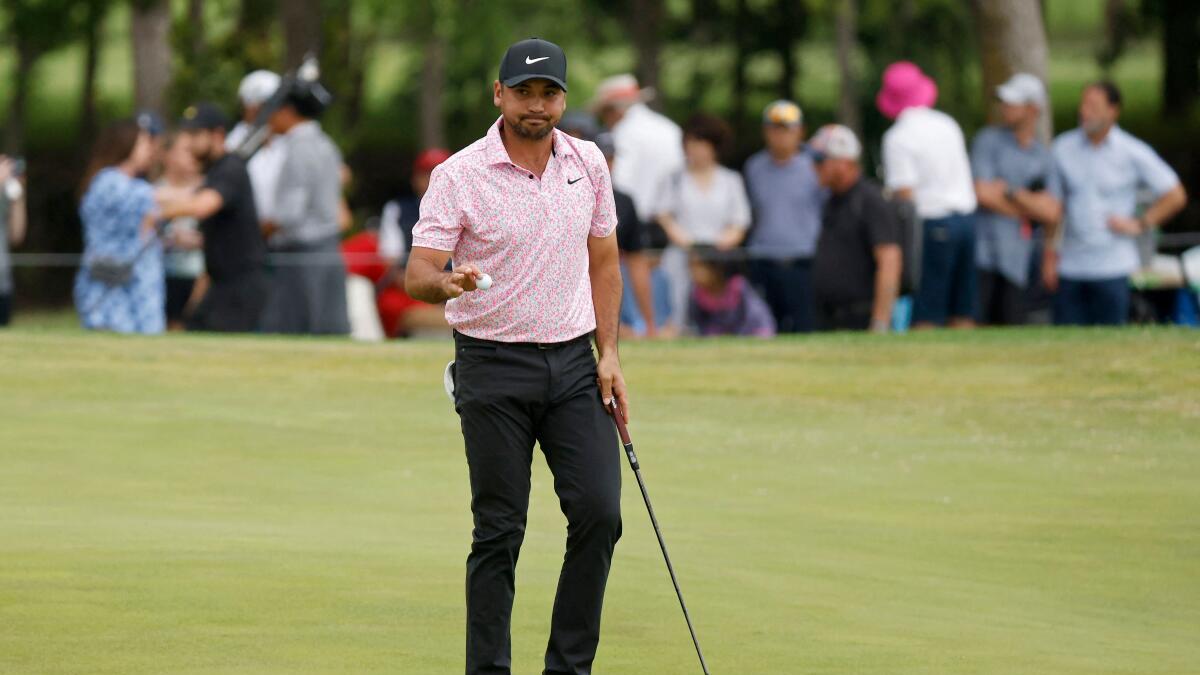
[412,118,618,343]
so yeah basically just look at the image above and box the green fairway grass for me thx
[1,328,1198,674]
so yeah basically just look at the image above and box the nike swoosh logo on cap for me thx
[525,56,550,64]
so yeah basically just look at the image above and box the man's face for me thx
[493,79,566,141]
[814,157,835,189]
[183,129,215,163]
[1000,101,1036,129]
[1079,86,1118,136]
[763,124,802,157]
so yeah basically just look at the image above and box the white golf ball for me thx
[476,274,493,290]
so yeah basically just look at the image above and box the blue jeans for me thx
[913,213,977,324]
[619,262,672,333]
[1053,276,1130,326]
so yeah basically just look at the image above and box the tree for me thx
[131,0,173,116]
[80,0,111,143]
[629,0,664,103]
[972,0,1051,141]
[834,0,861,136]
[1160,0,1200,117]
[280,0,321,70]
[3,0,90,154]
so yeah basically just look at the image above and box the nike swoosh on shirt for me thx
[525,56,550,64]
[567,176,584,185]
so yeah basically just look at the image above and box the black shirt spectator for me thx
[813,177,900,328]
[614,189,642,253]
[201,154,265,282]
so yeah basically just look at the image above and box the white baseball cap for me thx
[809,124,861,161]
[238,70,282,107]
[996,73,1047,108]
[588,74,654,112]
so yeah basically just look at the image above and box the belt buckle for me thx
[536,342,554,350]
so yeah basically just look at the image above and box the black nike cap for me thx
[499,38,567,92]
[179,101,230,131]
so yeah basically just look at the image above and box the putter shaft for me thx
[610,400,711,675]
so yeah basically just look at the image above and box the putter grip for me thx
[609,400,632,446]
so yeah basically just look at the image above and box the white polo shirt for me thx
[225,122,286,223]
[882,106,977,220]
[610,103,685,222]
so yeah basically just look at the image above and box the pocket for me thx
[456,342,499,363]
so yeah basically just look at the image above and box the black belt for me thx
[453,330,593,351]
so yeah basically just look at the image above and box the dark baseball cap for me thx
[179,102,230,131]
[499,38,567,92]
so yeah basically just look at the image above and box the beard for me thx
[509,114,556,141]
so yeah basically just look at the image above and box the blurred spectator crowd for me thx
[0,60,1192,337]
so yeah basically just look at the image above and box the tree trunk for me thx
[731,0,750,144]
[775,0,799,101]
[1161,0,1200,117]
[6,38,41,155]
[973,0,1052,142]
[236,0,275,71]
[80,1,104,144]
[188,0,206,61]
[280,0,321,70]
[834,0,861,136]
[131,0,172,116]
[419,31,447,149]
[629,0,663,108]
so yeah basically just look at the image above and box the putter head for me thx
[443,361,456,404]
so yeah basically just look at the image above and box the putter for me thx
[608,399,711,675]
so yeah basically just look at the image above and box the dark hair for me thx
[688,244,740,279]
[80,119,142,198]
[683,113,732,158]
[1085,80,1122,107]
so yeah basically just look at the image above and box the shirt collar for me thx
[485,117,578,167]
[285,120,320,138]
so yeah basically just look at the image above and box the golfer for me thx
[405,38,627,675]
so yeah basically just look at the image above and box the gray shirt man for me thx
[743,149,824,259]
[971,126,1061,287]
[269,121,344,248]
[259,120,349,335]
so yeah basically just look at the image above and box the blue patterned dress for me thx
[74,168,164,334]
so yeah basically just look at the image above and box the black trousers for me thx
[452,331,623,675]
[815,298,873,332]
[186,271,268,333]
[748,257,815,333]
[977,269,1027,326]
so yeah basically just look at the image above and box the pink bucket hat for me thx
[876,61,938,120]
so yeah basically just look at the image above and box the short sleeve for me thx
[882,131,919,191]
[969,130,998,182]
[728,171,751,230]
[132,178,158,220]
[411,165,463,252]
[1128,137,1180,196]
[586,147,618,238]
[203,162,238,212]
[862,189,901,248]
[1044,148,1064,200]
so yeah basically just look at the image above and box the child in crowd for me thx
[687,246,776,338]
